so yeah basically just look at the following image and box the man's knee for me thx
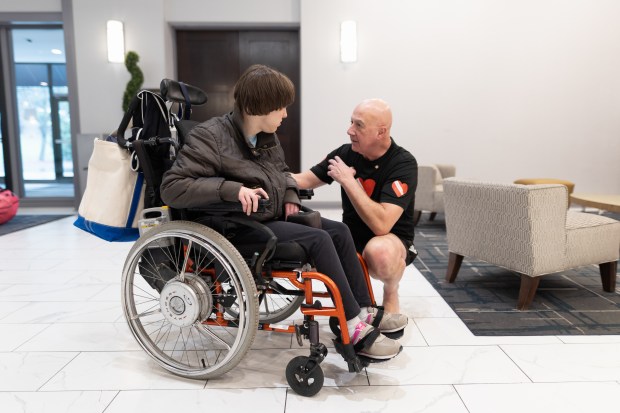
[363,235,405,278]
[366,235,404,259]
[364,239,391,263]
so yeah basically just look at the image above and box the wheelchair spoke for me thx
[131,283,159,301]
[179,240,193,282]
[152,319,173,347]
[193,323,231,350]
[190,245,216,274]
[225,278,303,324]
[138,250,170,286]
[131,307,162,320]
[262,295,272,314]
[192,324,214,368]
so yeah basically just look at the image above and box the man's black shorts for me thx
[399,237,418,266]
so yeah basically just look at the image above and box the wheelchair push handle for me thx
[115,94,140,148]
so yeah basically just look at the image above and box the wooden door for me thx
[176,30,300,171]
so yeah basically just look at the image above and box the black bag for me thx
[116,90,172,210]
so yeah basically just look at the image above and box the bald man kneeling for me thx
[293,99,418,335]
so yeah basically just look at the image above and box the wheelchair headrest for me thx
[160,79,208,105]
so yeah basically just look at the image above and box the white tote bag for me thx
[74,138,145,241]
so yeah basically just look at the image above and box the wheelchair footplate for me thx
[332,337,368,372]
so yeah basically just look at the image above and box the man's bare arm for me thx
[291,170,326,190]
[339,177,404,235]
[326,155,403,235]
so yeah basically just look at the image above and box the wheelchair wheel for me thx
[227,278,304,324]
[285,355,324,397]
[121,221,259,380]
[258,279,305,324]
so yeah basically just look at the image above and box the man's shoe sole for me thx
[379,318,408,334]
[382,329,405,340]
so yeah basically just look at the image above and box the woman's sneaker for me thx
[364,307,408,333]
[351,321,402,360]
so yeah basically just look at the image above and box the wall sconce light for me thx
[340,20,357,63]
[107,20,125,63]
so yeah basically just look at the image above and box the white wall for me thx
[301,0,620,201]
[163,0,299,24]
[70,0,168,134]
[4,0,620,200]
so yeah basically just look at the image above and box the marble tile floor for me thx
[0,213,619,413]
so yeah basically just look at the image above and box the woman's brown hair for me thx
[234,64,295,116]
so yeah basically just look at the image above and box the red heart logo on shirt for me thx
[358,178,376,196]
[391,180,408,197]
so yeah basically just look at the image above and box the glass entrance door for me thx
[0,98,6,188]
[12,28,73,198]
[0,44,8,188]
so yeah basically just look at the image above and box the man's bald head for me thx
[355,98,393,133]
[348,98,394,160]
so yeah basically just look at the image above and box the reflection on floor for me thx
[0,210,619,413]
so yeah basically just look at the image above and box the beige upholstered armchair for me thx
[414,164,456,226]
[443,178,620,310]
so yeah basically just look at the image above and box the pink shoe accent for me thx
[351,322,367,344]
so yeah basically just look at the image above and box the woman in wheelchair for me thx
[159,64,405,360]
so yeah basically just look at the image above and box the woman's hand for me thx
[284,202,300,218]
[238,186,269,216]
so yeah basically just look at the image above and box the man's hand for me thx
[284,202,300,218]
[327,156,357,185]
[238,186,269,216]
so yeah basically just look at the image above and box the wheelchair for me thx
[117,79,385,397]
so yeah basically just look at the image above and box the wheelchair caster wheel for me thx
[285,356,324,397]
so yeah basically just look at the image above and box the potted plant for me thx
[122,51,144,112]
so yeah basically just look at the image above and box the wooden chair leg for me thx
[599,261,618,292]
[446,252,463,283]
[517,274,540,310]
[429,212,437,221]
[413,210,422,226]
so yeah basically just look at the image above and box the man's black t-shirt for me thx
[310,139,417,252]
